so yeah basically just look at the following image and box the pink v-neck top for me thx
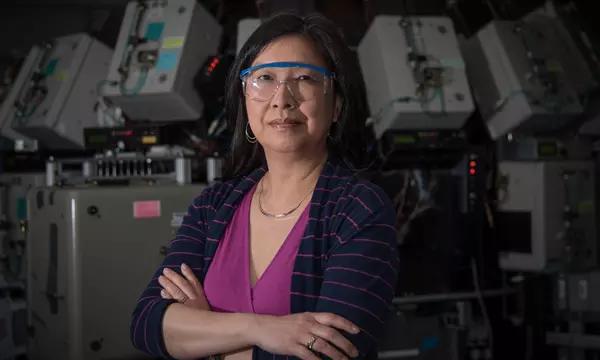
[203,185,309,315]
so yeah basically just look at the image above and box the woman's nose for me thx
[271,81,298,109]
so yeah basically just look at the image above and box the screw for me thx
[90,339,102,351]
[87,206,99,216]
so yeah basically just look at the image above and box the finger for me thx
[180,263,204,293]
[163,267,196,299]
[160,289,173,299]
[294,345,320,360]
[313,313,360,334]
[311,324,358,358]
[180,264,210,309]
[158,275,180,298]
[310,337,348,360]
[158,275,187,301]
[180,264,210,308]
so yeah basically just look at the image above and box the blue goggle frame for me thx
[240,61,335,79]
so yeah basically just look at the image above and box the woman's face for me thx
[244,35,338,157]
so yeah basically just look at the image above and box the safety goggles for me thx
[240,61,335,102]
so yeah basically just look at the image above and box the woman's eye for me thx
[256,74,274,81]
[297,75,316,81]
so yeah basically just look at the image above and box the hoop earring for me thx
[245,122,257,143]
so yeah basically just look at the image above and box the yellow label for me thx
[578,201,594,214]
[142,136,158,145]
[55,71,68,81]
[162,36,185,49]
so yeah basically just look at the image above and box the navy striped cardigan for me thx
[131,159,399,359]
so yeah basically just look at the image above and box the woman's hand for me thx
[159,264,359,359]
[252,312,360,360]
[158,263,210,310]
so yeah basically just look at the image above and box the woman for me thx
[131,13,398,360]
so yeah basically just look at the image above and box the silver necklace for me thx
[258,178,312,219]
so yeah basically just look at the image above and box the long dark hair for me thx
[222,12,369,179]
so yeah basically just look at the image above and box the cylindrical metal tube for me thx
[83,161,92,178]
[206,157,223,184]
[46,158,56,187]
[176,157,191,185]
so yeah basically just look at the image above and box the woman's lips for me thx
[269,119,302,129]
[272,123,299,128]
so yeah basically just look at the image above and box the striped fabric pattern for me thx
[131,159,399,359]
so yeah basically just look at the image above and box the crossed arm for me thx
[159,264,360,360]
[131,187,398,359]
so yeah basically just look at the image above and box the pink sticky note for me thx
[133,200,161,219]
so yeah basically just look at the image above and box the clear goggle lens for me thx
[240,62,335,102]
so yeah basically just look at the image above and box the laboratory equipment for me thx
[102,0,222,121]
[358,16,475,138]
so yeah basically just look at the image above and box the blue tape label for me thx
[156,50,178,71]
[145,22,165,41]
[44,59,59,76]
[17,197,27,220]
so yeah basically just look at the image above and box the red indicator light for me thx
[114,130,134,136]
[469,161,477,168]
[469,168,476,176]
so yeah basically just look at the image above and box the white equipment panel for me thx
[524,14,598,97]
[461,21,583,140]
[358,16,475,138]
[26,183,205,360]
[522,10,600,137]
[237,18,261,54]
[0,53,41,151]
[103,0,222,121]
[0,33,112,150]
[497,161,596,272]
